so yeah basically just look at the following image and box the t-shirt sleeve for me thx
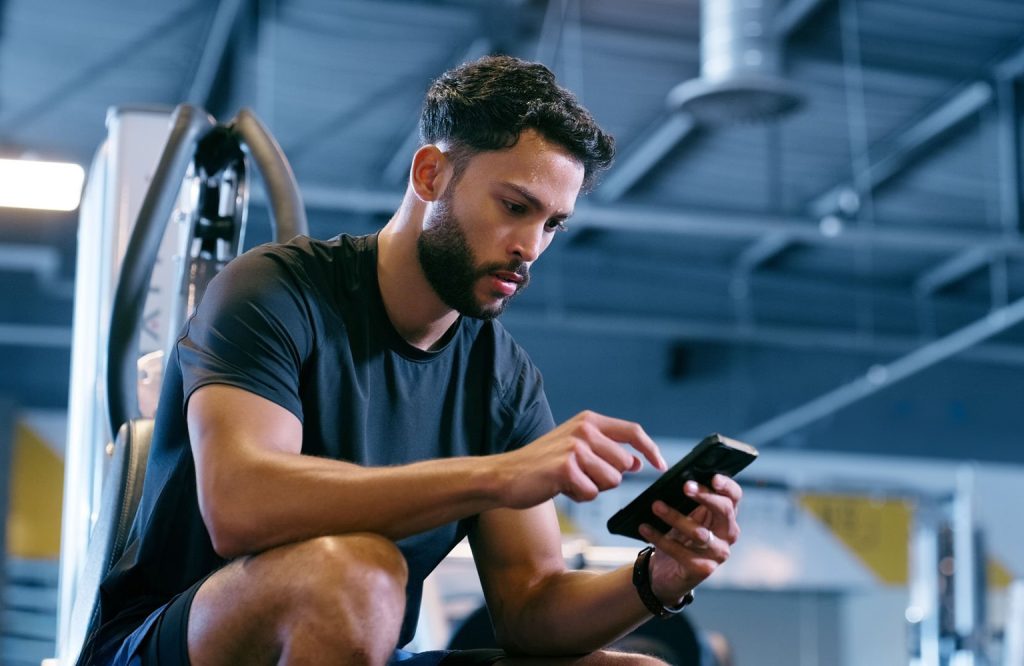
[494,349,556,452]
[175,247,314,421]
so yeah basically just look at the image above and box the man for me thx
[83,55,742,665]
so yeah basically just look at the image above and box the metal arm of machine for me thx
[104,104,310,445]
[105,104,216,440]
[232,107,308,242]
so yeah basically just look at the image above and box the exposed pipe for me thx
[669,0,802,125]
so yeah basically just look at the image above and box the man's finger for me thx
[683,481,739,543]
[564,459,601,502]
[710,474,743,504]
[652,500,714,546]
[579,412,666,471]
[577,421,643,473]
[573,443,624,491]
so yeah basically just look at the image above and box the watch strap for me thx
[632,546,694,619]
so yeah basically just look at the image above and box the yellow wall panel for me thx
[7,422,64,558]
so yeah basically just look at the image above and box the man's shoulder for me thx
[246,233,371,266]
[474,318,540,392]
[231,233,374,290]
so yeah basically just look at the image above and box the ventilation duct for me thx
[668,0,802,125]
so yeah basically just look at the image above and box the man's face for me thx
[417,187,524,319]
[417,130,585,320]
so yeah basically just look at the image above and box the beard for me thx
[416,190,530,320]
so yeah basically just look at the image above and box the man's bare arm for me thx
[188,384,665,559]
[469,503,650,655]
[470,477,743,655]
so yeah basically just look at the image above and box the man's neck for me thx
[376,195,460,351]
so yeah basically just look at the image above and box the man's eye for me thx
[504,201,527,215]
[545,220,568,233]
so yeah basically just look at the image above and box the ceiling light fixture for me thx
[0,157,86,211]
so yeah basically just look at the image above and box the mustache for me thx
[477,261,530,282]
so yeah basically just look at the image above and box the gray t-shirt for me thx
[89,233,555,657]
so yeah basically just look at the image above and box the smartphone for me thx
[606,433,758,541]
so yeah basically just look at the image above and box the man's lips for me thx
[492,270,524,284]
[488,271,524,297]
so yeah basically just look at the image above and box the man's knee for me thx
[278,533,408,611]
[271,535,408,662]
[571,651,670,666]
[188,534,409,664]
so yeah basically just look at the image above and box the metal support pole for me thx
[950,467,991,666]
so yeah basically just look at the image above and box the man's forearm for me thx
[497,565,655,655]
[201,451,503,558]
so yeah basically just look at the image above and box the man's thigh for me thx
[185,533,408,665]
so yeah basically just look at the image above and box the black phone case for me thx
[606,433,758,541]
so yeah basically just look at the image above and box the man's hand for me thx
[639,474,743,606]
[491,411,668,509]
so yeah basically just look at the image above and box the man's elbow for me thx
[492,614,553,657]
[197,485,259,560]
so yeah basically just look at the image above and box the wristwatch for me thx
[632,546,694,619]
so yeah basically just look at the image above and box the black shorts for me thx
[105,575,506,665]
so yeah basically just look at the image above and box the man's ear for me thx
[410,145,451,202]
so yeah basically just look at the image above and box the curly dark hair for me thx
[419,54,615,192]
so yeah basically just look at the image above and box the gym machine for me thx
[54,104,306,665]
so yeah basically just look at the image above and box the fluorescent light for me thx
[0,158,86,211]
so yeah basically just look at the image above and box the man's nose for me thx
[509,224,546,263]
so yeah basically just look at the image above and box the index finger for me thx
[583,412,666,471]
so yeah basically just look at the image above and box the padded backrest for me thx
[67,418,154,662]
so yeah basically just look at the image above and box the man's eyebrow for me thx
[501,182,574,219]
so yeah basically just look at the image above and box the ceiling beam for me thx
[0,324,71,349]
[594,113,696,203]
[381,36,493,185]
[773,0,832,37]
[739,294,1024,446]
[733,231,793,273]
[500,308,1024,367]
[0,3,205,134]
[729,30,1024,282]
[185,0,248,108]
[810,37,1024,222]
[255,182,1024,255]
[0,243,72,297]
[910,63,1024,297]
[914,246,992,297]
[807,81,994,219]
[993,37,1024,81]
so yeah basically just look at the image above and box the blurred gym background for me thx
[1,1,1023,664]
